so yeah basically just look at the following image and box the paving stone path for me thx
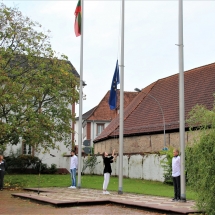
[11,188,200,214]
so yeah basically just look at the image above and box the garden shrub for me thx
[5,155,40,173]
[4,155,57,174]
[186,132,215,215]
[160,148,174,184]
[82,154,100,175]
[186,103,215,215]
[33,162,57,174]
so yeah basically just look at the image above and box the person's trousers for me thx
[0,170,5,189]
[70,168,76,187]
[173,175,180,199]
[103,173,110,191]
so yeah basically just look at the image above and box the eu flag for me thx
[109,60,120,110]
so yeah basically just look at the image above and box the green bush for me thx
[33,162,57,174]
[4,155,57,174]
[160,148,174,184]
[82,154,100,175]
[186,103,215,214]
[186,132,215,215]
[48,164,57,174]
[5,155,40,173]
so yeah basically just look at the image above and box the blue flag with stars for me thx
[109,60,120,110]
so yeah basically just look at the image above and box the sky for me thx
[2,0,215,116]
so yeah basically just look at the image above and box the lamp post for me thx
[134,88,166,149]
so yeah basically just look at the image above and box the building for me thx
[74,90,138,148]
[94,62,215,154]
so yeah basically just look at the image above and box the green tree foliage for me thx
[160,148,174,184]
[186,103,215,215]
[0,3,79,152]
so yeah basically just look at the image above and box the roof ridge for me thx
[185,62,215,72]
[155,61,215,82]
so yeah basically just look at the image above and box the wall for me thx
[4,141,71,171]
[94,130,200,154]
[81,154,165,182]
[4,145,165,182]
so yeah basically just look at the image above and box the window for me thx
[23,144,32,155]
[83,125,86,139]
[97,124,104,136]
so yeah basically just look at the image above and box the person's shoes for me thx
[68,186,73,188]
[0,188,3,191]
[105,191,110,194]
[103,191,106,194]
[172,198,178,201]
[71,186,76,189]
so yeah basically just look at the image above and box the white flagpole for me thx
[178,0,186,201]
[77,0,84,189]
[118,0,124,195]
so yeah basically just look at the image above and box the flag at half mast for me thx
[109,60,120,110]
[74,0,81,37]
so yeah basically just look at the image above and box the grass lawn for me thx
[4,174,197,200]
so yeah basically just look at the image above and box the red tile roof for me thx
[86,90,138,121]
[94,62,215,143]
[76,106,97,120]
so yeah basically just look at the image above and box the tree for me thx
[0,3,79,152]
[186,102,215,215]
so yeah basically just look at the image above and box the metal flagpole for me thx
[77,0,84,189]
[178,0,186,201]
[118,0,124,195]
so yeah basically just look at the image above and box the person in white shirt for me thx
[68,150,78,189]
[172,148,181,201]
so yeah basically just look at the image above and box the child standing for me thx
[68,150,78,189]
[102,149,115,194]
[172,149,181,201]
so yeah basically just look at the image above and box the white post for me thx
[178,0,186,201]
[118,0,124,195]
[77,0,84,189]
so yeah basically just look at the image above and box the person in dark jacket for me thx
[102,149,116,194]
[0,155,7,191]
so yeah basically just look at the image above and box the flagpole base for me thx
[118,187,123,195]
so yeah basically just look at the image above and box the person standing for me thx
[68,150,78,189]
[0,155,7,191]
[172,149,181,201]
[102,149,115,194]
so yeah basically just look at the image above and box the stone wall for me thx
[82,154,166,182]
[94,130,200,154]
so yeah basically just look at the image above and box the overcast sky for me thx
[3,0,215,116]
